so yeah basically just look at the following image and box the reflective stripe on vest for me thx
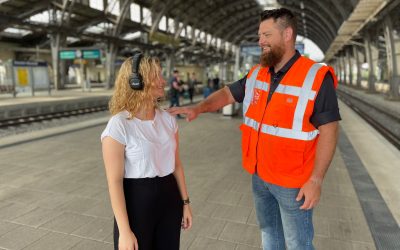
[274,85,316,100]
[243,66,262,115]
[292,63,323,131]
[244,116,260,131]
[243,117,319,141]
[243,63,323,141]
[260,124,319,140]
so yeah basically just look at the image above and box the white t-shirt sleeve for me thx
[170,113,178,133]
[101,115,127,145]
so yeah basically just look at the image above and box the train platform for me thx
[0,88,113,122]
[0,98,399,249]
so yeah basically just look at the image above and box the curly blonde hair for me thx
[109,56,162,118]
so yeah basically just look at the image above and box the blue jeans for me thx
[169,94,180,108]
[252,174,314,250]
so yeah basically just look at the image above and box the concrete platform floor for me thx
[0,100,398,249]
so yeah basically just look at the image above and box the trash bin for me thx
[222,103,235,116]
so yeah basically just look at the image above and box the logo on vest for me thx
[286,97,293,104]
[252,89,261,104]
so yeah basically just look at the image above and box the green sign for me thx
[59,49,101,60]
[83,49,101,59]
[59,50,77,60]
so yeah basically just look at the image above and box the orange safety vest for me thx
[241,56,338,188]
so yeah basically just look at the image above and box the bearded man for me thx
[168,8,341,250]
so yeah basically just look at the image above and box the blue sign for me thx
[13,61,48,67]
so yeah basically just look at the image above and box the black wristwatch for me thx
[183,198,190,205]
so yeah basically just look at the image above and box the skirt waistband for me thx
[123,173,174,185]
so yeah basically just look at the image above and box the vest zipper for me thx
[254,89,271,174]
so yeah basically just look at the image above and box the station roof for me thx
[0,0,398,61]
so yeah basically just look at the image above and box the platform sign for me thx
[150,32,179,47]
[241,46,261,56]
[59,50,78,60]
[240,43,261,56]
[83,49,101,59]
[60,49,101,60]
[13,61,48,67]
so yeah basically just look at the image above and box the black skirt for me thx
[113,174,183,250]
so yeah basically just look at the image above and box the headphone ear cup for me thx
[129,74,143,90]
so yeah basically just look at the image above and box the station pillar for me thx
[353,45,362,88]
[384,16,400,100]
[346,47,353,86]
[364,32,377,93]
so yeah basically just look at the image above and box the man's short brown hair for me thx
[260,8,297,41]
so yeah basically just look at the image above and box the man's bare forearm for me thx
[196,87,235,114]
[311,121,339,183]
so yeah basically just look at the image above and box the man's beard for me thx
[260,44,285,67]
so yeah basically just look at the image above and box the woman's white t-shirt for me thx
[101,109,178,178]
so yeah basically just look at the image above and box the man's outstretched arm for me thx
[168,86,235,121]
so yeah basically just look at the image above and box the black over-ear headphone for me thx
[129,52,143,90]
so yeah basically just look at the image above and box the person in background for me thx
[101,54,192,250]
[212,75,220,91]
[169,69,182,108]
[169,69,183,119]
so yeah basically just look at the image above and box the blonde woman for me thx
[101,53,192,250]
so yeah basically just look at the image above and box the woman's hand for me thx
[119,230,138,250]
[181,205,193,230]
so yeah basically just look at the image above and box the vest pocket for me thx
[271,141,306,176]
[240,124,252,156]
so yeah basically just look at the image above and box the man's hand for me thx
[168,106,199,122]
[168,87,235,122]
[296,177,322,210]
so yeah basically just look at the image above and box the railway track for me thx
[337,88,400,150]
[0,105,108,128]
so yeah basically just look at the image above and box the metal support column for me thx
[234,46,240,81]
[166,51,175,79]
[50,34,61,90]
[219,62,227,82]
[364,32,376,93]
[353,45,362,88]
[105,43,117,89]
[341,54,347,85]
[347,47,353,86]
[60,60,67,88]
[105,0,130,89]
[335,59,341,83]
[384,16,400,100]
[337,55,342,84]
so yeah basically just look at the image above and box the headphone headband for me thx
[129,52,144,90]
